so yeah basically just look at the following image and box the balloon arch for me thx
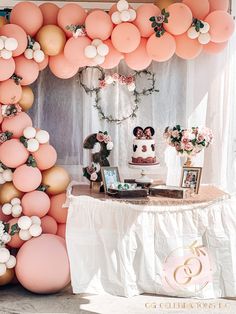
[0,0,234,292]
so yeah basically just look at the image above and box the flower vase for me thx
[90,181,101,192]
[184,156,192,167]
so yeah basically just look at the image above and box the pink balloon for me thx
[48,193,68,224]
[205,11,235,43]
[22,191,50,218]
[209,0,229,12]
[13,165,42,193]
[147,32,176,62]
[38,55,49,71]
[0,208,9,222]
[14,56,39,86]
[32,144,57,170]
[7,218,24,249]
[100,39,123,69]
[0,24,28,57]
[203,40,228,54]
[64,36,92,67]
[39,3,59,26]
[175,33,203,60]
[2,112,32,138]
[57,4,87,37]
[182,0,210,20]
[164,3,193,35]
[15,234,70,294]
[41,215,58,235]
[125,38,152,70]
[85,10,113,40]
[134,4,161,38]
[0,139,29,168]
[0,58,15,82]
[10,2,43,37]
[111,23,141,53]
[49,53,79,79]
[0,79,22,105]
[56,223,66,239]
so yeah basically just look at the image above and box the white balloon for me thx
[12,204,23,218]
[93,54,105,65]
[31,216,41,225]
[198,32,211,45]
[128,9,136,22]
[4,38,18,51]
[29,224,42,237]
[91,39,102,47]
[0,173,5,184]
[19,229,32,241]
[97,44,109,57]
[0,248,10,264]
[0,38,4,50]
[2,203,12,215]
[27,138,40,153]
[120,10,131,22]
[84,45,97,59]
[33,50,45,63]
[2,169,13,182]
[0,263,7,276]
[32,42,41,51]
[11,197,21,206]
[18,216,32,230]
[111,12,122,25]
[0,36,7,42]
[23,126,36,139]
[24,48,34,60]
[6,255,16,269]
[0,49,12,60]
[117,0,129,12]
[35,130,50,144]
[187,27,199,39]
[200,22,210,34]
[0,166,4,173]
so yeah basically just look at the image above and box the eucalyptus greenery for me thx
[150,9,169,38]
[192,18,205,32]
[11,74,22,85]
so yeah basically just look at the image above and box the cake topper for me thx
[133,126,155,139]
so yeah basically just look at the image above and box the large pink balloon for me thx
[14,56,39,86]
[0,24,28,57]
[22,191,50,218]
[203,40,228,54]
[182,0,210,20]
[100,39,123,69]
[13,165,42,193]
[0,79,22,105]
[10,2,43,37]
[2,112,32,138]
[39,3,59,26]
[164,3,193,36]
[133,4,161,38]
[125,38,152,70]
[48,193,68,224]
[175,33,203,60]
[64,36,92,67]
[205,11,235,43]
[111,23,141,53]
[41,215,58,235]
[57,4,87,37]
[209,0,229,12]
[32,144,57,170]
[49,53,79,79]
[147,32,176,62]
[85,10,113,40]
[0,58,15,82]
[0,139,29,168]
[15,234,70,294]
[38,55,49,71]
[57,223,66,239]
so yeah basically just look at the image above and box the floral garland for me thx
[66,24,87,38]
[150,9,169,37]
[99,73,135,92]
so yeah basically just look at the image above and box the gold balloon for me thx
[0,268,15,286]
[0,182,24,205]
[36,25,66,56]
[0,16,8,28]
[19,86,34,111]
[155,0,180,9]
[42,166,70,195]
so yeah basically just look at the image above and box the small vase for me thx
[184,156,192,167]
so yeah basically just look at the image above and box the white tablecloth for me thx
[66,190,236,298]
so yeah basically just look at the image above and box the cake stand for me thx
[128,162,160,184]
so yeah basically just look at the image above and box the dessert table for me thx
[66,184,236,298]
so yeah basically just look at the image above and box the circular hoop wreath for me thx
[78,66,159,124]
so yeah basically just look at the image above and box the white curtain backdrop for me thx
[30,32,236,193]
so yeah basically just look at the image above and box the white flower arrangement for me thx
[17,216,42,241]
[0,35,18,60]
[187,19,211,45]
[20,126,50,153]
[84,39,109,65]
[0,247,16,276]
[2,198,22,218]
[24,36,45,63]
[111,0,136,25]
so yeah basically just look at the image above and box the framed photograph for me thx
[180,167,202,194]
[101,167,121,193]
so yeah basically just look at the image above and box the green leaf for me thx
[149,16,156,22]
[10,223,20,236]
[152,21,157,28]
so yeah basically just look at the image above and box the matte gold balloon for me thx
[155,0,180,9]
[0,182,24,205]
[19,86,34,111]
[0,268,15,286]
[0,16,8,28]
[36,25,66,56]
[42,166,70,195]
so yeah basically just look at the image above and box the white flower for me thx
[92,162,101,173]
[106,141,114,151]
[127,82,135,92]
[105,75,114,85]
[92,142,101,154]
[90,172,98,181]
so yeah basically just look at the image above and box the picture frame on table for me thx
[101,167,121,193]
[180,167,202,194]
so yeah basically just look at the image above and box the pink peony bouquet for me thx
[164,125,213,156]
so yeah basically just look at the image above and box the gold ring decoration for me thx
[173,257,203,286]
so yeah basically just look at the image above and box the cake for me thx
[131,126,157,164]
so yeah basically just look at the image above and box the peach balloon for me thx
[41,215,58,234]
[0,182,24,205]
[32,144,57,171]
[13,165,42,193]
[0,58,15,82]
[85,10,113,40]
[48,193,68,224]
[57,4,87,37]
[10,2,43,37]
[111,23,141,53]
[0,24,28,57]
[205,11,235,43]
[0,16,8,27]
[109,3,117,16]
[100,39,123,69]
[39,3,59,26]
[147,32,176,62]
[18,86,34,111]
[134,4,161,38]
[42,166,70,196]
[209,0,229,12]
[203,40,228,54]
[49,53,79,79]
[22,191,50,218]
[38,55,49,71]
[64,36,92,67]
[57,224,66,239]
[125,38,152,70]
[14,56,39,86]
[15,234,70,294]
[2,112,32,138]
[7,218,24,249]
[155,0,177,10]
[36,25,66,56]
[0,79,22,105]
[0,268,15,286]
[182,0,210,20]
[0,139,29,168]
[175,33,203,60]
[164,3,192,35]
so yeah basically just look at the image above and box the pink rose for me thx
[90,172,98,181]
[184,142,194,151]
[96,132,105,142]
[197,134,204,142]
[112,73,119,81]
[99,80,107,88]
[182,137,189,144]
[104,135,111,143]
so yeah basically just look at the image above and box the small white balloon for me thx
[31,216,41,225]
[0,173,5,184]
[0,166,4,173]
[2,169,13,182]
[0,49,12,60]
[4,38,18,51]
[97,44,109,57]
[0,38,4,50]
[24,48,34,60]
[0,248,10,264]
[91,39,102,47]
[84,45,97,59]
[23,126,37,139]
[6,255,16,269]
[187,27,199,39]
[27,138,40,153]
[18,216,32,230]
[111,12,122,25]
[29,224,42,237]
[35,130,50,144]
[2,203,12,215]
[117,0,129,12]
[11,204,23,218]
[33,50,45,63]
[0,36,7,42]
[19,229,32,241]
[198,32,211,45]
[32,42,41,51]
[200,22,210,34]
[93,54,105,65]
[11,198,21,206]
[0,263,7,276]
[120,10,131,22]
[128,9,136,22]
